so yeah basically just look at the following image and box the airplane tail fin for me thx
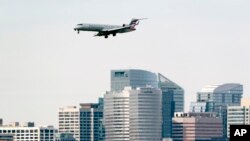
[129,18,147,26]
[129,19,140,26]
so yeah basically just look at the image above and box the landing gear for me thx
[77,30,79,34]
[104,35,108,38]
[112,33,116,36]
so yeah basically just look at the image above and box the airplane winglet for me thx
[138,18,148,20]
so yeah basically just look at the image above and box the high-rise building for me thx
[111,69,158,91]
[79,98,104,141]
[104,88,130,141]
[129,87,162,141]
[104,87,162,141]
[0,122,57,141]
[0,119,2,126]
[197,83,243,113]
[58,106,80,141]
[196,83,243,139]
[172,112,223,141]
[158,73,184,139]
[110,69,184,140]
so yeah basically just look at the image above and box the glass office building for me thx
[197,83,243,113]
[197,83,243,139]
[110,70,184,140]
[189,101,214,112]
[111,69,158,92]
[79,98,104,141]
[158,73,184,139]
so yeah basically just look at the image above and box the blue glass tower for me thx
[158,73,184,139]
[79,98,104,141]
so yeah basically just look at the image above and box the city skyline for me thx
[1,0,250,127]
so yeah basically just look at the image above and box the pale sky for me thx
[1,0,250,127]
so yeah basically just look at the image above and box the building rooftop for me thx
[2,122,35,127]
[200,83,242,93]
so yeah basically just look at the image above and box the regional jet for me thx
[74,18,146,38]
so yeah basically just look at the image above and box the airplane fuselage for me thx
[75,24,115,31]
[74,24,133,33]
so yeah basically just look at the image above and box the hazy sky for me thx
[1,0,250,126]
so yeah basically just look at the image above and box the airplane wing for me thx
[101,26,130,34]
[95,26,131,37]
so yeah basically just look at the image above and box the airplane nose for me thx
[74,26,78,31]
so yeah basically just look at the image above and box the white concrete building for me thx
[104,87,162,141]
[58,106,80,141]
[227,98,250,137]
[129,87,162,141]
[104,88,130,141]
[0,122,57,141]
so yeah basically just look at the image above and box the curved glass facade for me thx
[197,83,243,113]
[111,69,158,92]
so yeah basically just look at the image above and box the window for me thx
[114,72,127,77]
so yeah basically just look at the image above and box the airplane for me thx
[74,18,147,38]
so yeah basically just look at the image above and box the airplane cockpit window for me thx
[77,24,83,26]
